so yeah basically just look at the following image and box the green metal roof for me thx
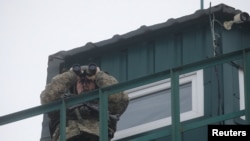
[48,3,249,62]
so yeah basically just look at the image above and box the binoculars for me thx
[72,63,97,79]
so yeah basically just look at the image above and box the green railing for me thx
[0,48,249,141]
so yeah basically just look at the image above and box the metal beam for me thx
[171,69,181,141]
[99,89,109,141]
[60,99,66,141]
[244,50,250,123]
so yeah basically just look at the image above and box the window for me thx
[113,70,204,140]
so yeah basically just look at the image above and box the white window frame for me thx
[239,69,245,120]
[113,70,204,140]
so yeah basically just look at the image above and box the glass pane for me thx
[117,82,192,131]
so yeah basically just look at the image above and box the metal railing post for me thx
[60,99,66,141]
[243,49,250,123]
[99,89,109,141]
[171,69,181,141]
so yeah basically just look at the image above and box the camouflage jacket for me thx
[40,70,129,140]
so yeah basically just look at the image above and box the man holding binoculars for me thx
[40,63,129,141]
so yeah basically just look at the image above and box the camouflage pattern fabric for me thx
[40,70,129,141]
[40,71,78,104]
[95,71,129,115]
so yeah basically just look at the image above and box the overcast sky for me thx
[0,0,249,140]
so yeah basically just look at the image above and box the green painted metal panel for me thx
[146,41,155,74]
[222,30,244,53]
[119,49,128,82]
[182,127,207,141]
[182,28,205,64]
[100,52,121,79]
[155,36,180,72]
[127,43,150,80]
[222,28,250,54]
[222,63,241,124]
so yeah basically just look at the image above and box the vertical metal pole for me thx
[60,99,66,141]
[200,0,204,9]
[99,89,109,141]
[243,50,250,123]
[171,69,181,141]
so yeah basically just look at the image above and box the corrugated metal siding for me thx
[182,28,207,64]
[100,52,123,80]
[95,25,212,82]
[128,42,151,79]
[155,36,176,72]
[222,28,250,54]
